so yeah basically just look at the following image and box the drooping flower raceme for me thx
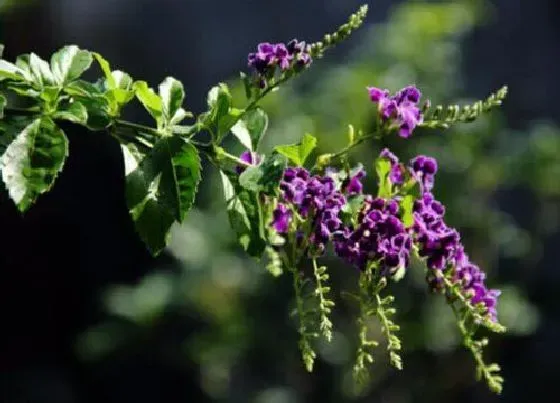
[272,167,346,256]
[334,196,412,276]
[407,156,501,323]
[368,85,424,138]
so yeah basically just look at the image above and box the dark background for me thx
[0,0,559,402]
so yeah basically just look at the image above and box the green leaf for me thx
[275,133,317,166]
[205,83,235,139]
[29,53,55,87]
[230,107,268,151]
[134,81,163,127]
[93,52,115,88]
[0,59,29,81]
[0,94,5,119]
[158,77,190,126]
[63,81,111,129]
[220,170,267,257]
[0,118,68,212]
[239,153,287,194]
[123,137,201,255]
[375,157,392,198]
[50,45,92,86]
[53,102,88,124]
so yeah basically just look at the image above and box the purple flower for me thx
[367,85,424,138]
[236,151,261,174]
[334,196,412,276]
[344,167,366,195]
[272,166,347,257]
[248,39,312,85]
[272,203,292,233]
[409,155,438,193]
[379,148,405,186]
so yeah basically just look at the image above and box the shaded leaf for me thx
[220,170,266,257]
[275,133,317,166]
[50,45,92,86]
[0,118,68,212]
[123,137,201,255]
[239,153,287,194]
[53,102,88,124]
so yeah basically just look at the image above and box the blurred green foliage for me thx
[76,0,555,401]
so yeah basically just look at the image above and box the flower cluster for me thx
[272,166,346,256]
[410,159,500,322]
[248,39,312,87]
[334,196,412,276]
[368,85,424,138]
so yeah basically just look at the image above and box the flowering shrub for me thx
[0,5,509,394]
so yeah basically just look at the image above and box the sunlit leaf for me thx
[50,45,93,86]
[0,118,68,212]
[275,133,317,166]
[231,107,268,151]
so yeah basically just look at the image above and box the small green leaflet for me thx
[122,136,201,255]
[230,107,268,151]
[93,52,134,116]
[50,45,93,86]
[220,170,266,258]
[204,83,239,140]
[0,118,68,212]
[375,157,392,198]
[134,81,163,127]
[275,133,317,166]
[159,77,191,126]
[134,77,191,132]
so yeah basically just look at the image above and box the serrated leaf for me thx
[50,45,92,86]
[230,107,268,151]
[53,102,88,124]
[220,170,266,257]
[123,136,201,255]
[29,53,55,87]
[275,133,317,166]
[0,118,68,212]
[134,81,163,127]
